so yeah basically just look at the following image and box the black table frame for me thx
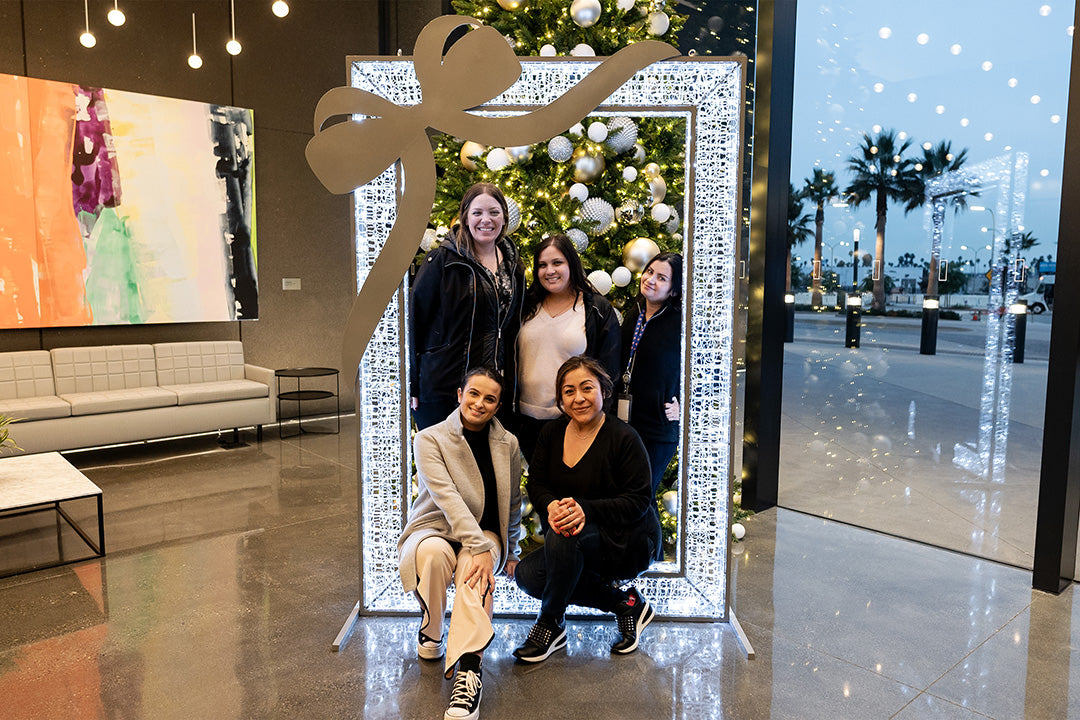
[276,367,341,438]
[0,492,105,579]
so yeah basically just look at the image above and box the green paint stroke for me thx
[81,207,145,324]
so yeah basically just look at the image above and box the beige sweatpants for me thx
[414,530,501,677]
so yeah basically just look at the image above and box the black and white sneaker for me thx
[444,667,482,720]
[611,587,655,654]
[418,630,445,660]
[512,619,568,663]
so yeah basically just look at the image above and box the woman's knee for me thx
[513,551,545,598]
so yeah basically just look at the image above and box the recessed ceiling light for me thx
[916,33,930,45]
[981,61,993,71]
[878,27,892,39]
[950,44,962,55]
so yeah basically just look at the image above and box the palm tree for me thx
[908,141,970,296]
[802,169,838,308]
[844,130,923,310]
[787,182,813,293]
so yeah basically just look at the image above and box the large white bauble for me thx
[578,197,615,234]
[566,228,589,252]
[622,237,661,271]
[622,166,638,182]
[665,207,681,233]
[616,0,635,10]
[662,489,678,515]
[505,197,522,234]
[570,0,602,28]
[633,142,647,163]
[460,141,486,171]
[650,203,672,223]
[486,147,511,171]
[648,11,670,36]
[570,43,596,57]
[587,269,614,295]
[547,135,574,163]
[569,183,589,203]
[506,145,533,164]
[612,266,633,287]
[587,121,609,142]
[421,227,438,252]
[605,117,638,154]
[540,43,557,56]
[569,122,585,137]
[732,522,746,540]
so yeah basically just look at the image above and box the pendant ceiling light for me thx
[226,0,242,55]
[272,1,290,18]
[79,0,96,47]
[107,1,126,27]
[188,13,203,69]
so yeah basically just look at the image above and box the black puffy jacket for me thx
[409,236,525,403]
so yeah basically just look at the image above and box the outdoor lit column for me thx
[845,293,861,348]
[920,296,940,355]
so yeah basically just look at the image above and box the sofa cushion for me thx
[60,387,178,416]
[0,351,56,400]
[0,396,72,421]
[154,341,247,385]
[160,379,268,406]
[52,345,159,394]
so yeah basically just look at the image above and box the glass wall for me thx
[781,0,1074,572]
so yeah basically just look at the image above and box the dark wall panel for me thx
[0,1,25,74]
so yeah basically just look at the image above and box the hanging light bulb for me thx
[80,0,96,47]
[107,1,126,26]
[188,13,202,69]
[271,1,290,18]
[226,0,242,55]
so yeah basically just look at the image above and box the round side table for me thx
[275,367,340,438]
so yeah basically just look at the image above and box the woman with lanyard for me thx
[617,251,683,495]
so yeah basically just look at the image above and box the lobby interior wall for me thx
[0,0,380,413]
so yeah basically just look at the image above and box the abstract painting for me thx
[0,73,257,328]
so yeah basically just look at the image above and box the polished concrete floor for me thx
[1,415,1078,719]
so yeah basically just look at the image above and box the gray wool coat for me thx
[398,410,523,593]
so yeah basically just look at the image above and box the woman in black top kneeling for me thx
[513,356,661,662]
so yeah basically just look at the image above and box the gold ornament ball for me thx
[572,146,606,183]
[643,162,661,179]
[506,145,533,164]
[623,237,661,272]
[460,141,486,171]
[648,176,667,205]
[497,0,528,9]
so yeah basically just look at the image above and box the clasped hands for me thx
[548,498,586,537]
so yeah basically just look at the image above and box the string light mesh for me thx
[352,58,743,619]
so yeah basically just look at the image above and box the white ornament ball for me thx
[505,197,521,234]
[421,227,438,252]
[612,266,633,288]
[506,145,533,164]
[579,197,615,235]
[605,117,638,154]
[569,122,585,138]
[616,0,635,11]
[486,147,511,171]
[570,0,602,28]
[623,237,661,271]
[622,166,638,182]
[672,232,682,242]
[547,135,574,163]
[540,43,557,56]
[648,11,670,36]
[732,491,742,506]
[587,121,609,143]
[648,176,667,205]
[569,183,589,203]
[650,203,671,223]
[662,489,678,515]
[567,228,589,252]
[732,522,746,540]
[587,269,614,295]
[570,43,596,57]
[460,141,486,171]
[665,208,681,233]
[436,225,450,239]
[633,142,646,163]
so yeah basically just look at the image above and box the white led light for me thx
[935,105,945,114]
[982,60,993,71]
[350,59,740,619]
[1051,114,1061,123]
[907,92,918,103]
[1040,5,1052,16]
[873,82,884,93]
[923,141,932,150]
[1041,168,1050,176]
[107,8,125,26]
[950,44,962,55]
[872,124,882,133]
[272,0,289,17]
[226,38,242,55]
[984,132,994,141]
[916,32,929,45]
[188,53,202,69]
[80,31,96,48]
[1030,95,1041,104]
[1008,77,1018,87]
[960,118,970,127]
[878,27,892,39]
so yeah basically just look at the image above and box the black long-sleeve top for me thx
[618,301,681,443]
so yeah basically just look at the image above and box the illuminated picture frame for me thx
[351,58,744,620]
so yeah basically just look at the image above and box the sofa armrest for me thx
[245,364,277,422]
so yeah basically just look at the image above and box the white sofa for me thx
[0,341,276,454]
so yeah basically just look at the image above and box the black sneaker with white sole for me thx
[418,630,445,660]
[444,667,482,720]
[512,619,568,663]
[611,587,655,654]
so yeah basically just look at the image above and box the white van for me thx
[1019,274,1055,314]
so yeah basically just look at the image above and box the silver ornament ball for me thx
[605,117,639,154]
[505,197,521,234]
[570,0,602,28]
[572,147,606,183]
[617,200,644,224]
[578,197,615,235]
[567,228,589,252]
[547,135,574,163]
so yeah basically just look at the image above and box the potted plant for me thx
[0,414,22,455]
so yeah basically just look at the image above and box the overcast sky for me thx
[791,0,1074,272]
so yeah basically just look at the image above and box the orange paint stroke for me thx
[0,74,40,328]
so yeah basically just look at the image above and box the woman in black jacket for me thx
[410,183,525,430]
[512,234,620,461]
[513,356,660,662]
[617,252,683,494]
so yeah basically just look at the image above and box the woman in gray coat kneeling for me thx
[398,366,522,720]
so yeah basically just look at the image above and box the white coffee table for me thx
[0,452,105,578]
